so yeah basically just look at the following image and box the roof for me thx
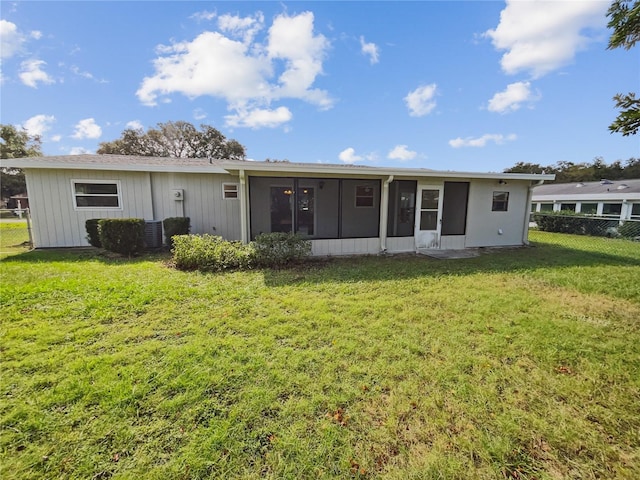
[532,178,640,201]
[1,154,556,182]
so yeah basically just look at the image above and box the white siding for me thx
[150,172,241,240]
[26,169,153,248]
[465,180,528,247]
[386,237,414,253]
[311,238,379,256]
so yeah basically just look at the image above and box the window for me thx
[560,203,576,212]
[580,203,598,214]
[602,203,622,217]
[492,191,509,212]
[223,183,239,199]
[72,180,121,209]
[539,203,553,212]
[355,185,375,207]
[631,203,640,219]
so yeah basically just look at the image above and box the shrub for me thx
[172,234,254,272]
[98,218,145,256]
[85,219,102,248]
[251,232,312,268]
[163,217,190,247]
[533,212,619,237]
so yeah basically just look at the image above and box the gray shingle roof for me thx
[533,179,640,196]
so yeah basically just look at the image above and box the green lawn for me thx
[1,234,639,479]
[0,218,31,256]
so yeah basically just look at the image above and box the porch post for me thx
[239,170,249,243]
[379,175,393,252]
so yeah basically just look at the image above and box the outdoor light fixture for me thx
[498,180,507,185]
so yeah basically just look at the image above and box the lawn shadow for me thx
[0,247,172,265]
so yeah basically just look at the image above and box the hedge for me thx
[85,219,102,248]
[163,217,190,247]
[98,218,145,256]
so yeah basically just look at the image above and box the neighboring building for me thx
[0,155,555,254]
[7,193,29,210]
[531,179,640,221]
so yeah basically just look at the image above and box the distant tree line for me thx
[503,157,640,183]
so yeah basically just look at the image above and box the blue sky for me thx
[1,1,637,172]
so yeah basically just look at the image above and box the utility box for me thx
[144,220,163,249]
[172,189,184,201]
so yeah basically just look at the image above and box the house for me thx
[0,155,555,254]
[531,179,640,222]
[7,193,30,210]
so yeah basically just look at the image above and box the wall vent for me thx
[144,220,163,249]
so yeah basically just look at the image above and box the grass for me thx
[0,218,31,256]
[1,233,639,479]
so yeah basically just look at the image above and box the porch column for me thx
[239,170,249,243]
[379,175,393,252]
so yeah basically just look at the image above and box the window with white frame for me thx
[602,203,622,217]
[223,183,239,199]
[631,203,640,219]
[491,191,509,212]
[72,180,121,209]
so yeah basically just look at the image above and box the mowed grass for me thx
[1,234,639,479]
[0,218,31,256]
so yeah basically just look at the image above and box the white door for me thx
[415,185,443,249]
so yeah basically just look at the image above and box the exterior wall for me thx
[150,172,241,240]
[386,237,414,253]
[311,238,379,256]
[26,168,240,248]
[26,168,153,248]
[465,180,529,247]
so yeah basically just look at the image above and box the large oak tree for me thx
[97,121,246,160]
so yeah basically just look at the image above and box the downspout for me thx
[523,179,545,245]
[379,175,394,253]
[239,170,248,244]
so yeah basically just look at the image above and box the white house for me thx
[1,155,555,255]
[531,179,640,221]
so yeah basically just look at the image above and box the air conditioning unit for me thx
[144,220,163,249]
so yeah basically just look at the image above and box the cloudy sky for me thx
[0,1,636,172]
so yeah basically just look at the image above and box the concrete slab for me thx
[417,249,480,259]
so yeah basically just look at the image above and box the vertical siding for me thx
[465,180,528,247]
[26,169,153,247]
[151,172,241,241]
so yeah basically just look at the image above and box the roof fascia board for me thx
[1,159,229,174]
[532,193,640,201]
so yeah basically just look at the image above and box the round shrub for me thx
[251,232,312,268]
[172,234,254,272]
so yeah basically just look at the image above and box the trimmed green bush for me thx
[172,234,253,272]
[251,232,312,268]
[85,219,102,248]
[533,212,618,237]
[98,218,145,256]
[163,217,190,247]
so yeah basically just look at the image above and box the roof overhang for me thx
[1,155,556,182]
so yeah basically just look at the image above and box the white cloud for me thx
[72,118,102,139]
[193,109,207,120]
[30,30,42,40]
[51,134,62,142]
[338,147,363,164]
[0,20,25,59]
[69,147,92,155]
[360,36,379,64]
[487,81,540,113]
[126,120,144,130]
[218,12,264,44]
[225,106,292,129]
[485,0,607,78]
[191,10,217,22]
[388,144,417,161]
[449,133,517,148]
[22,114,55,137]
[405,83,437,117]
[19,59,55,88]
[137,11,332,129]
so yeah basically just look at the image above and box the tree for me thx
[0,124,42,200]
[607,0,640,135]
[97,121,246,160]
[503,157,640,182]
